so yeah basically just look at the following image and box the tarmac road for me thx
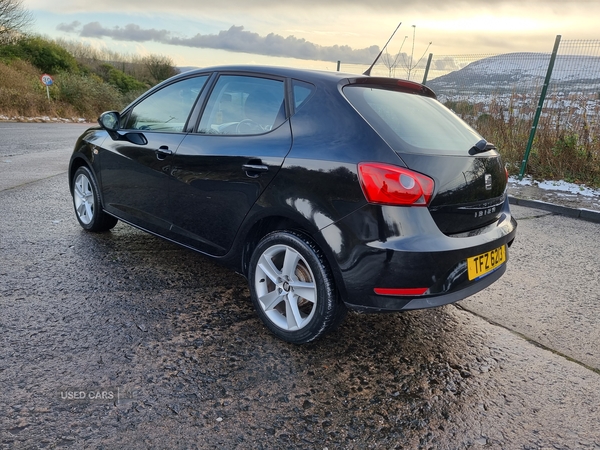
[1,122,600,449]
[461,206,600,371]
[0,122,90,191]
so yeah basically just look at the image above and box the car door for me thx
[168,74,292,256]
[98,75,208,234]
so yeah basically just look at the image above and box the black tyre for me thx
[71,166,118,232]
[248,231,347,344]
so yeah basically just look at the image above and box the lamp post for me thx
[408,25,416,80]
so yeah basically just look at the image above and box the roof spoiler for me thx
[347,77,437,99]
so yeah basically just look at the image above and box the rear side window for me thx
[292,80,315,111]
[343,86,482,155]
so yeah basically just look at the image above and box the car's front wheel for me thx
[248,231,347,344]
[71,166,118,232]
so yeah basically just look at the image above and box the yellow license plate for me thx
[467,245,506,280]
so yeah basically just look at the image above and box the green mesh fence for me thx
[545,40,600,146]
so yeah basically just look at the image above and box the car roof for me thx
[178,65,359,83]
[174,65,437,98]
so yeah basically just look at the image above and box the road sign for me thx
[41,74,54,86]
[40,74,54,99]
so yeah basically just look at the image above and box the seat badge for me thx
[485,174,492,190]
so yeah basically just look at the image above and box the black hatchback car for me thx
[69,65,517,343]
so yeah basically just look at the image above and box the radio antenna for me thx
[363,22,402,76]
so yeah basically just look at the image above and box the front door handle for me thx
[242,164,269,172]
[156,146,173,160]
[242,164,269,178]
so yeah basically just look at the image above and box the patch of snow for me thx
[536,180,599,197]
[0,115,89,123]
[508,175,533,186]
[510,175,600,198]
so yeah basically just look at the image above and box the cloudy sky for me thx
[22,0,599,72]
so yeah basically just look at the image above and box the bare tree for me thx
[0,0,33,43]
[143,55,178,84]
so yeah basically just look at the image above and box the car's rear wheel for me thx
[249,231,346,344]
[71,166,118,232]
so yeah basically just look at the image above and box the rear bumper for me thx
[319,198,517,312]
[345,263,506,312]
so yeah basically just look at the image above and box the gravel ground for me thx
[2,174,600,449]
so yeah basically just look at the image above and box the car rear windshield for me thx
[343,85,483,156]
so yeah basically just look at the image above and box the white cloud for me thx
[23,0,600,65]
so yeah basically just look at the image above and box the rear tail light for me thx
[358,163,435,206]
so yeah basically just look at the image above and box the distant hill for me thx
[427,53,600,95]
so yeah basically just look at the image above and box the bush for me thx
[97,63,147,94]
[0,59,51,116]
[445,100,475,116]
[531,126,600,184]
[143,55,178,84]
[54,72,124,117]
[0,36,78,73]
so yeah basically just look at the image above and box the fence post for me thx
[337,61,341,72]
[422,53,433,85]
[518,35,562,180]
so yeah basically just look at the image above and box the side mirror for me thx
[98,111,121,131]
[98,110,147,146]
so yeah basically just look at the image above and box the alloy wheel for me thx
[73,173,94,225]
[254,244,318,331]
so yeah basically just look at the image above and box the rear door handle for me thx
[156,146,173,160]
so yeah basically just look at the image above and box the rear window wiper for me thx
[469,139,497,155]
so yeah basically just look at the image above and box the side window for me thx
[198,75,285,135]
[124,76,208,132]
[292,80,315,111]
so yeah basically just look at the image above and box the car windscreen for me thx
[343,85,483,156]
